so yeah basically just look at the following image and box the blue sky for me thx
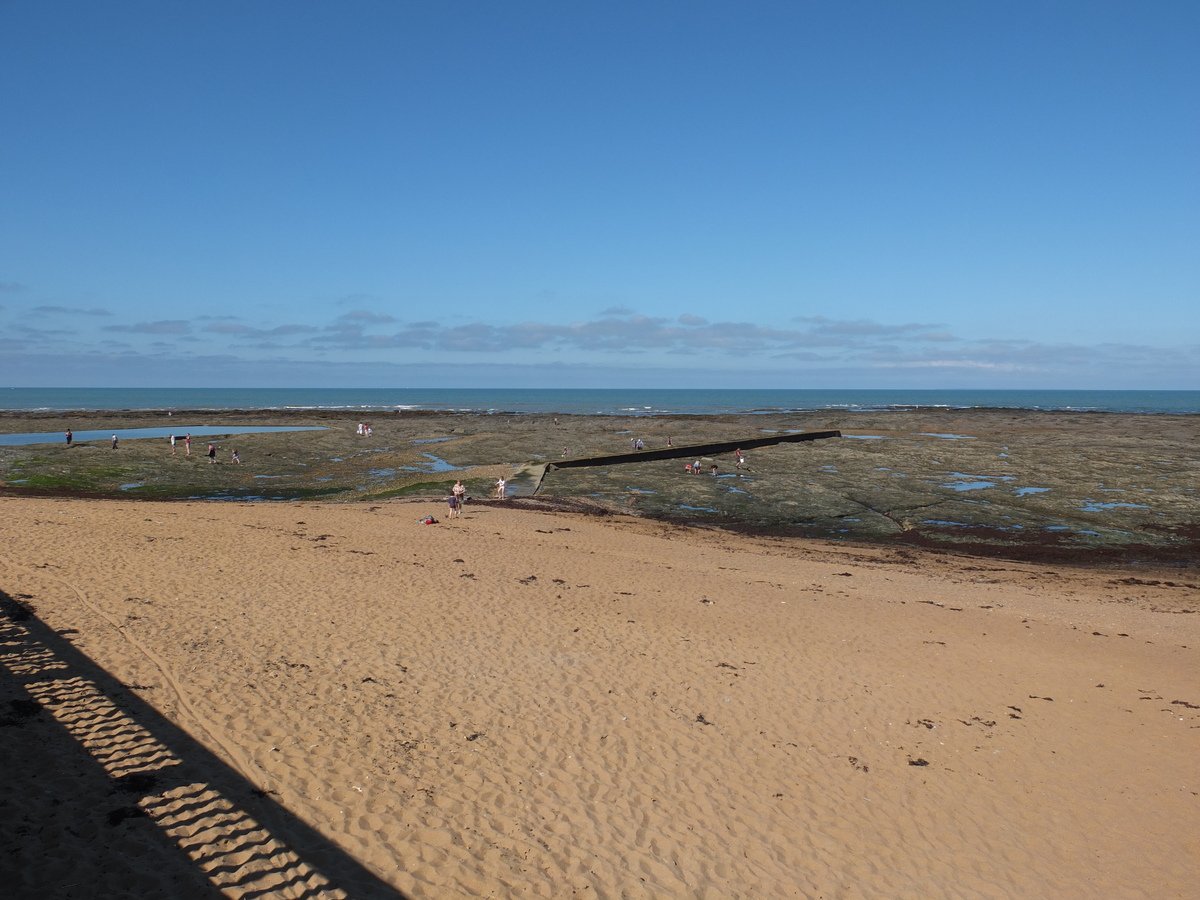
[2,1,1197,389]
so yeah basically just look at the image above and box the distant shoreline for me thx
[3,387,1199,416]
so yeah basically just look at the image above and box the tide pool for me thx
[0,425,327,447]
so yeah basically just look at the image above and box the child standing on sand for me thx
[495,476,506,499]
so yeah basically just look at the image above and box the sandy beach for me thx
[1,495,1197,899]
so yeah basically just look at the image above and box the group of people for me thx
[164,433,238,463]
[64,429,121,449]
[67,428,242,464]
[684,449,745,476]
[447,479,467,518]
[356,423,374,437]
[203,443,240,464]
[201,442,239,464]
[627,437,674,450]
[447,475,510,519]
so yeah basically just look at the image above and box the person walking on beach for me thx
[231,449,240,464]
[185,433,191,456]
[452,479,466,511]
[495,476,506,499]
[207,443,217,464]
[111,434,118,450]
[734,448,744,468]
[170,434,177,455]
[65,430,72,446]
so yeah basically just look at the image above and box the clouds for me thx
[204,322,320,338]
[794,316,943,337]
[103,319,192,335]
[2,295,1196,387]
[32,305,111,317]
[338,310,397,325]
[298,312,857,356]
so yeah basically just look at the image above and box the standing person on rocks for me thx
[231,449,240,464]
[65,430,72,446]
[170,434,177,455]
[111,434,118,450]
[207,443,217,464]
[185,433,191,456]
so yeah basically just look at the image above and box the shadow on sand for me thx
[0,588,408,900]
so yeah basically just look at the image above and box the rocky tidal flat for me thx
[1,407,1196,564]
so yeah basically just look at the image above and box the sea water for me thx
[1,388,1197,416]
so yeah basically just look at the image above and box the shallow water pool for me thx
[0,425,327,446]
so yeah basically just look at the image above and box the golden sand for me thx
[1,496,1197,899]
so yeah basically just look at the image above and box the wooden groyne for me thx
[532,429,840,494]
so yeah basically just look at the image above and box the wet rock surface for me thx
[1,407,1196,565]
[534,409,1199,565]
